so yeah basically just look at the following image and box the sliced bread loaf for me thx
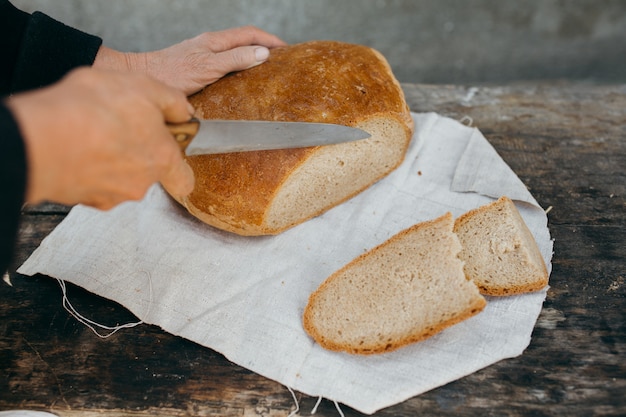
[453,196,549,296]
[303,213,486,355]
[167,40,414,236]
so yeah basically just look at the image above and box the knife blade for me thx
[168,118,371,156]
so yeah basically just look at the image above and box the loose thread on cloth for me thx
[287,386,300,417]
[311,397,344,416]
[459,115,474,127]
[311,396,323,414]
[333,401,345,417]
[56,272,153,339]
[286,388,344,417]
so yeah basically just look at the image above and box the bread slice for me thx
[453,196,549,296]
[167,41,414,236]
[303,213,486,355]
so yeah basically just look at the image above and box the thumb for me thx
[220,46,271,72]
[161,157,195,199]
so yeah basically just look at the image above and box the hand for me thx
[94,26,286,95]
[6,67,195,210]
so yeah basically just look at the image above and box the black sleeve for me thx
[0,103,27,274]
[0,0,103,95]
[0,0,30,95]
[0,0,103,273]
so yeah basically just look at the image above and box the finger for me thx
[160,155,195,199]
[213,45,273,73]
[132,74,195,123]
[198,26,286,52]
[155,86,195,123]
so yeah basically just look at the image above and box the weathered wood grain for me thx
[1,83,624,416]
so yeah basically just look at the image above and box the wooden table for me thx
[1,82,625,416]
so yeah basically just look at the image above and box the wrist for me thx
[93,46,149,75]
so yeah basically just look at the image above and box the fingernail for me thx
[254,46,270,62]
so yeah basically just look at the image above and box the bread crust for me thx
[168,41,414,235]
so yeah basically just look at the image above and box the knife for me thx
[168,118,371,156]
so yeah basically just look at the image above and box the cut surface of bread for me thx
[167,40,414,235]
[303,213,486,355]
[453,196,549,296]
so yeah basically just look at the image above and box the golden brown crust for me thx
[172,40,413,235]
[183,148,312,235]
[190,41,413,127]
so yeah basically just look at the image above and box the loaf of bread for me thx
[303,213,487,355]
[168,41,414,235]
[453,196,549,296]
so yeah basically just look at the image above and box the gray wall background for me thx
[12,0,626,84]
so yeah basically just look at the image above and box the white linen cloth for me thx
[19,113,553,414]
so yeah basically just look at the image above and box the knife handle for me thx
[167,118,200,152]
